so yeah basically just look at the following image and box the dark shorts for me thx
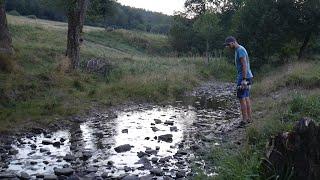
[236,78,253,99]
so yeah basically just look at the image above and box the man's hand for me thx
[241,79,248,89]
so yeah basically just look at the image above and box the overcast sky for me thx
[117,0,185,15]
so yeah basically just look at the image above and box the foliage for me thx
[7,10,20,16]
[5,0,173,34]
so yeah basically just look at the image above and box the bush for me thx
[27,15,37,19]
[8,10,20,16]
[288,94,320,122]
[0,54,18,73]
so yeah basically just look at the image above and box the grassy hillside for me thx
[0,16,235,133]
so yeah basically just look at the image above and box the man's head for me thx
[224,36,238,49]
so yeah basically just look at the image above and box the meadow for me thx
[0,15,235,132]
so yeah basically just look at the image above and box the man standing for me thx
[224,36,253,126]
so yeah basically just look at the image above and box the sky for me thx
[117,0,185,15]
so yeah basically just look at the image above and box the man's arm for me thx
[240,57,247,80]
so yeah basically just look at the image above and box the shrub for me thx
[8,10,20,16]
[27,15,37,19]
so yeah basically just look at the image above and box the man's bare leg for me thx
[245,97,252,122]
[239,98,248,122]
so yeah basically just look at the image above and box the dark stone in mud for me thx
[158,134,173,143]
[40,148,50,153]
[137,151,148,158]
[122,129,128,133]
[159,156,171,163]
[54,168,74,176]
[150,168,163,176]
[156,146,160,150]
[114,144,132,153]
[81,151,93,160]
[139,175,154,180]
[42,140,53,145]
[86,166,98,173]
[124,166,132,172]
[52,141,61,147]
[93,132,104,138]
[176,170,186,178]
[145,137,150,140]
[66,175,80,180]
[151,127,160,132]
[164,121,174,126]
[63,154,76,162]
[137,157,152,170]
[31,128,45,134]
[176,150,188,156]
[145,149,157,155]
[154,119,162,124]
[30,161,37,165]
[101,172,110,179]
[170,126,178,132]
[9,148,18,155]
[30,144,37,149]
[123,175,139,180]
[0,172,16,179]
[107,161,114,166]
[36,174,44,178]
[43,175,58,180]
[151,157,159,163]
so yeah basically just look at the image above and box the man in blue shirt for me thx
[224,36,254,126]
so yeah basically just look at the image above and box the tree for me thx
[0,0,14,55]
[193,12,221,62]
[65,0,88,69]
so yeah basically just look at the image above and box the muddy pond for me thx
[0,82,242,179]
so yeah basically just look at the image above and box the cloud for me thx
[118,0,185,15]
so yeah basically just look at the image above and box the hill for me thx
[0,15,234,133]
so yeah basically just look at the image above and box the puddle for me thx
[1,83,241,179]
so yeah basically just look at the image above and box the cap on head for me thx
[224,36,237,46]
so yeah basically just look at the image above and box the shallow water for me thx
[4,84,240,178]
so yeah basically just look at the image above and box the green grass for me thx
[0,17,235,132]
[197,59,320,180]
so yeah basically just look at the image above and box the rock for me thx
[156,146,160,150]
[151,157,159,163]
[137,157,152,170]
[176,170,186,178]
[54,168,74,176]
[154,119,162,124]
[101,172,109,179]
[107,161,114,166]
[52,141,61,147]
[9,148,19,155]
[114,144,132,153]
[158,134,173,143]
[42,140,53,145]
[145,149,157,155]
[164,121,174,126]
[122,175,139,180]
[36,174,44,178]
[40,148,50,153]
[30,144,37,149]
[150,168,163,176]
[122,129,128,133]
[145,137,150,140]
[60,138,66,142]
[151,127,160,132]
[176,150,188,156]
[124,166,132,172]
[0,172,16,179]
[81,151,92,161]
[86,167,98,173]
[170,126,178,132]
[137,151,148,158]
[139,175,154,180]
[63,154,76,162]
[30,161,37,165]
[43,175,58,180]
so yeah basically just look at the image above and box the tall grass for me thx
[0,18,235,132]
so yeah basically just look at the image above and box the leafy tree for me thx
[0,0,14,55]
[193,12,221,62]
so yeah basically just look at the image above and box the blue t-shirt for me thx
[235,45,253,83]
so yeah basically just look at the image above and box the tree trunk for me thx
[298,31,311,60]
[79,0,88,34]
[206,39,209,64]
[66,0,87,70]
[0,1,14,55]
